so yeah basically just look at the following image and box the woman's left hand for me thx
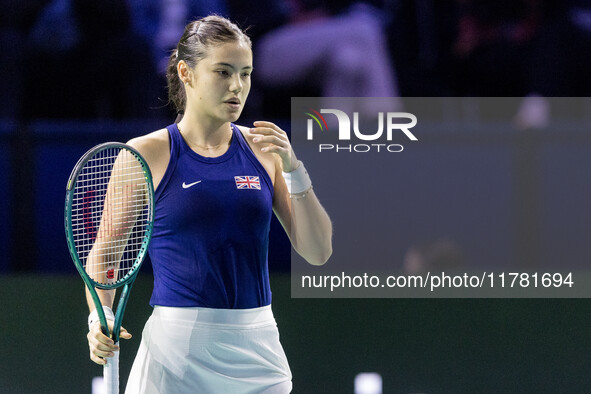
[250,121,299,172]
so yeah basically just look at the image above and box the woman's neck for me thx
[177,115,233,151]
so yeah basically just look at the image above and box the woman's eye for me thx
[217,70,229,76]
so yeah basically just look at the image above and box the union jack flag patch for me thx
[234,176,261,190]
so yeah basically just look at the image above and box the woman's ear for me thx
[177,60,193,86]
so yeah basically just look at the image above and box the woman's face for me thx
[186,40,253,124]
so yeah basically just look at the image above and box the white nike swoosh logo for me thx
[182,180,202,189]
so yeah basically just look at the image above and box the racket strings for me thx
[71,147,151,286]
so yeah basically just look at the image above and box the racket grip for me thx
[104,343,120,394]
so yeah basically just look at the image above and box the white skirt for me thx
[125,305,292,394]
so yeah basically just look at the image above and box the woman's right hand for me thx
[87,321,132,365]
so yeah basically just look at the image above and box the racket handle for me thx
[104,343,120,394]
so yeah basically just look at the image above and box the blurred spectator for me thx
[127,0,228,74]
[452,0,544,96]
[514,94,551,130]
[254,1,400,117]
[403,238,465,275]
[387,0,460,96]
[516,0,591,129]
[527,0,591,96]
[21,0,160,119]
[225,0,286,43]
[0,0,48,118]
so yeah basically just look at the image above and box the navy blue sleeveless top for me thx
[148,123,274,309]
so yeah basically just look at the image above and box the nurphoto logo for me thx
[305,109,418,153]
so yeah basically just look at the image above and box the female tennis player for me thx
[86,15,332,393]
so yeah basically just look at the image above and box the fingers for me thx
[250,121,285,138]
[250,126,287,143]
[119,326,133,340]
[87,324,117,365]
[87,322,131,365]
[250,123,289,151]
[253,135,289,157]
[255,136,288,152]
[252,121,280,129]
[250,121,299,171]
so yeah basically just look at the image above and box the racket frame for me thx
[64,142,154,342]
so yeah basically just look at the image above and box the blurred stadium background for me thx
[1,0,591,392]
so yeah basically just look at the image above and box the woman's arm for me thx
[249,121,332,265]
[84,147,147,364]
[85,135,168,365]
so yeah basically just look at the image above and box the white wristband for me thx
[88,306,114,331]
[282,161,312,194]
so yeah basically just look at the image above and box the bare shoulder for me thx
[236,124,254,145]
[127,128,169,157]
[236,124,277,185]
[127,128,170,188]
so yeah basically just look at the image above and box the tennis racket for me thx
[64,142,154,394]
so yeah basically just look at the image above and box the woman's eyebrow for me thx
[213,62,253,70]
